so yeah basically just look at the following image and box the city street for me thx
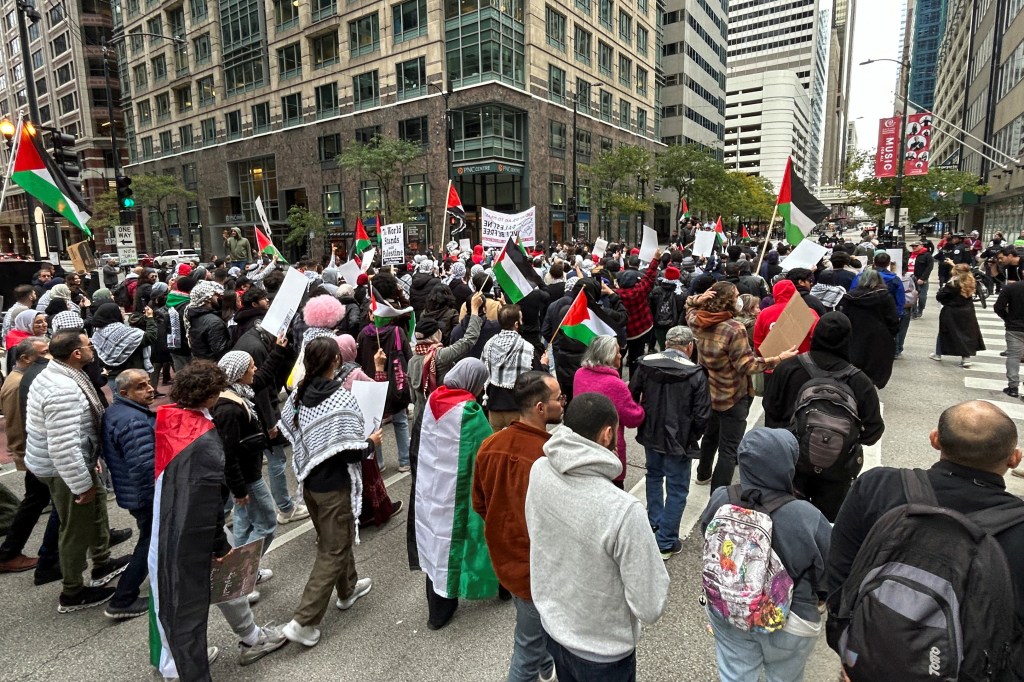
[2,291,1022,681]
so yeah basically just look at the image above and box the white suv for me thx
[155,249,200,268]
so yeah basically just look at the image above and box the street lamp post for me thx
[427,79,454,249]
[571,82,602,244]
[862,57,911,243]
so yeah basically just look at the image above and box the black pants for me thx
[425,576,458,629]
[111,507,152,608]
[697,396,753,491]
[793,472,852,523]
[546,633,636,682]
[0,470,60,568]
[625,331,651,378]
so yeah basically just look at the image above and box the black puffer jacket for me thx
[628,348,710,457]
[408,272,440,315]
[187,306,231,361]
[336,292,364,337]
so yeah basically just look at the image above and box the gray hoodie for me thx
[526,425,669,663]
[700,428,832,621]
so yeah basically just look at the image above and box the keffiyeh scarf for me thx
[92,322,145,368]
[414,341,441,398]
[52,359,105,432]
[483,330,535,390]
[218,351,257,419]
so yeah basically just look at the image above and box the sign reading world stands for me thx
[380,223,405,265]
[481,206,536,248]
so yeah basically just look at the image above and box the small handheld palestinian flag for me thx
[678,196,689,224]
[354,217,372,255]
[741,225,750,239]
[254,225,287,262]
[493,235,544,303]
[370,291,413,328]
[778,156,829,246]
[554,289,617,346]
[446,180,466,236]
[714,216,726,247]
[10,119,92,236]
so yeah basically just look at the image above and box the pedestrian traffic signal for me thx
[51,132,81,193]
[116,175,135,209]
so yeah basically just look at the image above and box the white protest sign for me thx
[692,230,716,258]
[260,267,308,338]
[639,225,659,263]
[379,224,404,265]
[593,238,608,258]
[459,238,471,253]
[359,247,376,272]
[885,248,904,274]
[255,196,272,235]
[351,380,389,438]
[338,259,362,287]
[481,207,536,248]
[780,239,829,272]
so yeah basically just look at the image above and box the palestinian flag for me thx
[492,235,543,303]
[778,156,829,245]
[557,289,618,345]
[414,386,497,600]
[446,181,466,236]
[254,225,286,262]
[679,196,689,224]
[371,290,413,328]
[741,225,750,239]
[714,216,726,247]
[165,291,189,308]
[11,119,92,236]
[354,217,372,255]
[150,404,230,680]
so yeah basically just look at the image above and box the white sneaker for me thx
[336,577,373,610]
[539,667,557,681]
[276,504,310,525]
[929,353,942,361]
[282,618,321,647]
[237,623,288,666]
[257,568,273,584]
[247,590,260,604]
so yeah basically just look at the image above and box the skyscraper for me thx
[820,0,856,184]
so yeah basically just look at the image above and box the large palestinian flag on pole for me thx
[714,215,726,247]
[254,225,286,262]
[10,119,92,236]
[354,217,372,255]
[557,289,618,345]
[149,404,230,680]
[778,156,829,246]
[492,235,543,303]
[446,181,466,236]
[678,196,689,224]
[414,386,498,600]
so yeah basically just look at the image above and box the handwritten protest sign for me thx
[481,207,536,248]
[380,224,405,265]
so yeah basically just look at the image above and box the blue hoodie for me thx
[851,268,906,316]
[700,428,832,622]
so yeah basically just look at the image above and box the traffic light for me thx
[116,174,135,209]
[51,132,81,193]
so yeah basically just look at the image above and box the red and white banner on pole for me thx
[903,112,933,176]
[874,116,902,178]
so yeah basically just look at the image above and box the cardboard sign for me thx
[692,230,716,258]
[209,538,262,604]
[351,380,389,438]
[759,291,817,359]
[639,225,659,263]
[780,239,828,272]
[481,207,536,247]
[260,267,308,338]
[67,240,96,274]
[593,238,608,258]
[380,224,404,265]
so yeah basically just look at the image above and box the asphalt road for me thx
[3,266,1024,681]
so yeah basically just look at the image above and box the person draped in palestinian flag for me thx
[410,357,497,630]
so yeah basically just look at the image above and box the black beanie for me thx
[810,311,851,361]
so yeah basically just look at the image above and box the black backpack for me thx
[112,281,132,309]
[654,290,678,328]
[828,469,1024,681]
[790,354,861,477]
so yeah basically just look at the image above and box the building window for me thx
[575,128,592,162]
[235,156,278,222]
[312,0,336,21]
[201,117,216,143]
[599,90,612,122]
[31,49,43,70]
[618,54,632,87]
[179,125,194,150]
[159,131,173,153]
[618,11,631,43]
[545,6,566,51]
[152,55,167,81]
[444,0,523,19]
[133,65,147,89]
[183,162,198,188]
[56,63,73,85]
[353,70,379,109]
[175,85,192,113]
[39,105,51,123]
[222,0,268,95]
[636,107,647,135]
[403,174,427,209]
[278,42,301,79]
[274,0,299,28]
[349,13,380,56]
[318,133,341,161]
[252,102,270,133]
[360,180,381,212]
[550,178,566,208]
[137,100,152,125]
[46,4,63,25]
[198,76,216,106]
[397,57,425,100]
[598,0,612,29]
[146,16,163,44]
[141,136,154,159]
[315,82,338,118]
[323,184,342,217]
[194,35,212,64]
[574,26,591,65]
[282,92,302,126]
[50,32,69,58]
[156,93,171,120]
[190,0,208,19]
[445,4,526,88]
[129,28,144,54]
[637,0,646,13]
[636,26,648,57]
[355,125,381,144]
[575,0,591,14]
[601,136,612,152]
[549,64,566,103]
[187,201,200,225]
[399,116,428,146]
[619,99,631,128]
[550,119,566,158]
[451,104,526,162]
[576,77,592,113]
[393,0,427,42]
[312,31,340,68]
[636,67,647,96]
[226,110,242,139]
[598,41,612,77]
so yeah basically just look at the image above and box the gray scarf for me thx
[92,322,145,368]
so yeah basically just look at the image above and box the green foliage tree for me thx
[654,144,729,219]
[585,145,652,235]
[284,205,329,262]
[336,136,424,221]
[87,188,121,234]
[132,173,197,246]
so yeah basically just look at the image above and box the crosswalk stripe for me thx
[982,399,1024,420]
[964,362,1010,374]
[965,376,1012,392]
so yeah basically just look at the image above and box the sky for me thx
[847,0,906,153]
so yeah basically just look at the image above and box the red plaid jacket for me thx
[616,260,659,340]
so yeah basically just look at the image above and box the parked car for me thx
[99,252,120,265]
[155,249,199,268]
[137,253,155,268]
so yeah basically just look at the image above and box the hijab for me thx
[218,350,257,417]
[14,309,41,332]
[443,357,488,398]
[49,284,72,301]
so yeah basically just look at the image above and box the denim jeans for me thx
[232,477,277,552]
[697,396,753,491]
[508,597,555,682]
[545,633,636,682]
[707,610,817,682]
[644,449,693,551]
[111,507,151,608]
[895,310,912,354]
[376,408,411,468]
[1007,331,1024,388]
[264,444,295,513]
[916,282,929,315]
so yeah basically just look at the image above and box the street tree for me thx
[87,188,121,234]
[586,145,652,237]
[654,144,728,219]
[337,136,423,221]
[284,205,329,262]
[131,173,197,247]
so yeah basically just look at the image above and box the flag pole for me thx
[756,202,781,276]
[444,179,453,245]
[0,118,22,214]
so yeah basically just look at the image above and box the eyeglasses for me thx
[76,343,93,351]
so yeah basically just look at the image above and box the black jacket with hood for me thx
[187,305,231,361]
[409,272,440,315]
[629,348,711,457]
[701,428,832,622]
